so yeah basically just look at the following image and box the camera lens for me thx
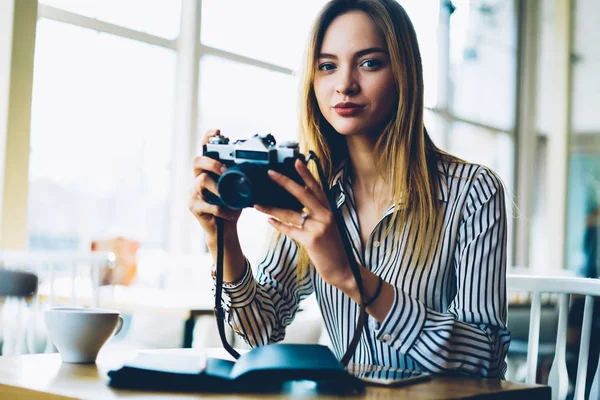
[218,168,254,209]
[232,176,251,198]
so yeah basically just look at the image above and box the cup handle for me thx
[112,315,124,338]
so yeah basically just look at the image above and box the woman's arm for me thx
[206,223,246,283]
[215,231,315,347]
[344,168,510,378]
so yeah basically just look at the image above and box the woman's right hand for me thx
[189,130,242,241]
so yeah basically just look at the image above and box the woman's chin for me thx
[330,124,365,137]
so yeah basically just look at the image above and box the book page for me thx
[124,351,208,375]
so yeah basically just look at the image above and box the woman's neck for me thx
[345,136,384,194]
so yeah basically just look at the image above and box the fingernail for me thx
[220,166,227,174]
[268,170,279,177]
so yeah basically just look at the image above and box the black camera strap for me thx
[214,217,241,360]
[213,152,367,366]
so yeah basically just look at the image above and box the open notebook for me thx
[107,344,366,394]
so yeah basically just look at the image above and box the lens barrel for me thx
[217,163,265,209]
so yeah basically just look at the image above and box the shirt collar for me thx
[330,163,348,209]
[330,160,449,209]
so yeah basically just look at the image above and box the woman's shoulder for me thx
[437,157,505,200]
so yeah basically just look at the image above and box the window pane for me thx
[535,0,555,135]
[571,0,600,133]
[195,56,300,262]
[399,0,440,108]
[566,143,600,276]
[200,0,328,70]
[39,0,181,39]
[449,1,517,131]
[197,56,300,145]
[28,19,176,250]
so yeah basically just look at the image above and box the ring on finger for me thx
[300,211,309,229]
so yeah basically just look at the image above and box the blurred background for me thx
[0,0,599,390]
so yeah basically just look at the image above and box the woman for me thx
[189,0,510,378]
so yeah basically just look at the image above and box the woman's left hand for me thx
[254,159,355,291]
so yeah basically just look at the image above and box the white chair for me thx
[0,269,38,355]
[507,274,600,400]
[0,269,38,297]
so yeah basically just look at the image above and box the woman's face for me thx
[313,10,398,138]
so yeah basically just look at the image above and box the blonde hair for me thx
[294,0,457,276]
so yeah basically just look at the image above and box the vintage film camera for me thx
[202,134,306,210]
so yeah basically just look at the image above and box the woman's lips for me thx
[333,103,364,117]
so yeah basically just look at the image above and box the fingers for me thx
[193,172,218,198]
[255,205,308,228]
[188,169,237,221]
[194,129,225,177]
[192,155,228,179]
[188,197,236,220]
[294,159,328,205]
[267,217,302,238]
[200,129,221,146]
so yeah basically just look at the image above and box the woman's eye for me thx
[361,59,382,68]
[318,63,336,71]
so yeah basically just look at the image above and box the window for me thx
[28,5,178,250]
[449,0,517,131]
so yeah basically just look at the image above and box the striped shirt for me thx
[219,160,511,378]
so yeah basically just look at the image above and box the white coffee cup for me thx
[44,307,124,363]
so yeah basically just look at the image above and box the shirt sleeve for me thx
[370,167,511,378]
[213,231,314,347]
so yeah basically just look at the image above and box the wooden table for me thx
[0,348,550,399]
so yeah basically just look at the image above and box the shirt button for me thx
[382,334,392,342]
[373,241,380,248]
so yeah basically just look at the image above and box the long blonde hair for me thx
[294,0,455,276]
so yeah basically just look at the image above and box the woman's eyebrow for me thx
[318,47,388,59]
[354,47,388,58]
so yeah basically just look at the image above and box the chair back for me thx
[0,269,38,356]
[0,269,38,297]
[507,274,600,400]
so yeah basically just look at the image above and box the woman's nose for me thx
[335,68,359,95]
